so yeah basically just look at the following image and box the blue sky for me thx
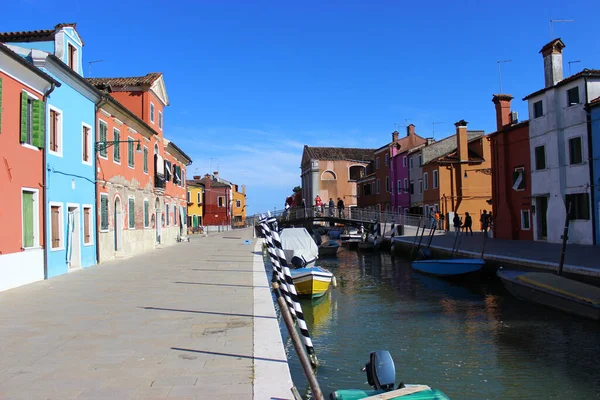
[4,0,600,215]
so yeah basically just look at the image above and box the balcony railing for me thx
[154,175,166,190]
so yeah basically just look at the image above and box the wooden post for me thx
[557,202,572,276]
[272,282,324,400]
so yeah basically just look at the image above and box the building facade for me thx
[200,173,232,230]
[590,98,600,244]
[232,184,247,227]
[390,147,410,214]
[524,39,600,244]
[489,94,533,241]
[186,178,205,231]
[300,146,373,209]
[0,44,59,291]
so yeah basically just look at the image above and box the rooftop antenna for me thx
[88,60,103,77]
[550,19,575,40]
[568,60,581,76]
[432,122,443,140]
[497,60,512,93]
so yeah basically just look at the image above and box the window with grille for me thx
[100,195,109,230]
[128,198,135,228]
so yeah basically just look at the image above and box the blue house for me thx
[2,24,100,277]
[590,97,600,245]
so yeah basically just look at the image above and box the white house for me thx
[524,38,600,244]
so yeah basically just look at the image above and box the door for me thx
[155,198,161,244]
[536,196,548,240]
[67,206,81,268]
[114,198,122,251]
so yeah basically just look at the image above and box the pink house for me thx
[390,146,410,214]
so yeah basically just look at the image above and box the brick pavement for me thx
[0,228,292,400]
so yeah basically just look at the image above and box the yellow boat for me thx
[290,266,333,298]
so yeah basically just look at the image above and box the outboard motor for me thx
[363,351,396,391]
[291,256,306,269]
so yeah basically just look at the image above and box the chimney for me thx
[193,175,201,180]
[492,94,513,130]
[540,38,565,88]
[392,131,399,142]
[406,124,415,137]
[455,119,468,162]
[426,138,434,146]
[213,171,219,176]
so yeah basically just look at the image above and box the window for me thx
[512,167,526,191]
[397,180,402,194]
[236,200,241,207]
[165,160,172,181]
[410,181,414,194]
[218,196,225,207]
[418,155,422,166]
[128,198,135,228]
[113,128,121,162]
[143,146,148,173]
[569,137,583,165]
[386,176,390,192]
[174,206,178,226]
[534,145,546,170]
[166,204,170,225]
[410,158,413,169]
[419,179,423,194]
[67,43,76,71]
[197,191,202,204]
[50,204,63,249]
[385,154,389,166]
[150,103,155,123]
[82,124,91,164]
[423,172,429,190]
[100,194,109,231]
[187,191,191,203]
[128,137,135,168]
[20,92,44,148]
[433,170,439,189]
[567,87,580,106]
[566,193,590,220]
[376,179,380,194]
[521,210,531,230]
[49,108,62,155]
[158,111,163,129]
[533,100,543,118]
[364,183,372,195]
[403,156,407,167]
[98,120,107,158]
[83,206,92,244]
[404,178,408,193]
[375,158,380,169]
[22,190,39,248]
[144,200,149,228]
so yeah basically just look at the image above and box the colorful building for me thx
[186,177,205,231]
[3,24,101,277]
[489,94,532,241]
[0,44,59,291]
[232,184,247,227]
[523,39,600,244]
[199,173,232,230]
[301,146,374,210]
[390,147,410,214]
[87,73,192,249]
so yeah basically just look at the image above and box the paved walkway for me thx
[0,228,292,400]
[394,226,600,278]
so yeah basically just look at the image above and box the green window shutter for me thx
[128,140,134,167]
[99,122,107,157]
[22,192,34,248]
[129,198,135,228]
[101,196,109,230]
[143,147,148,172]
[144,201,149,227]
[32,99,45,148]
[0,78,3,134]
[20,92,28,142]
[114,130,120,161]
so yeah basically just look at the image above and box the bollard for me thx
[332,276,337,288]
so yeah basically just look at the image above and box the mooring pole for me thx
[557,202,572,276]
[272,282,324,400]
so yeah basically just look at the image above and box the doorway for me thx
[536,196,548,240]
[67,206,81,269]
[114,197,122,251]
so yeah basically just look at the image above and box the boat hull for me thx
[497,269,600,320]
[318,244,339,257]
[411,258,484,276]
[331,387,450,400]
[290,267,333,298]
[357,241,375,252]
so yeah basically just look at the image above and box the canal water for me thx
[266,245,600,399]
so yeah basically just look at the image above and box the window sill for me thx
[21,143,40,151]
[50,246,65,252]
[22,246,43,251]
[98,155,108,160]
[49,150,63,157]
[82,161,93,166]
[99,229,110,233]
[128,165,135,170]
[83,242,94,247]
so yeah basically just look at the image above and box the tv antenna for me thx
[432,122,443,139]
[88,60,103,77]
[568,60,581,75]
[550,19,574,40]
[497,60,512,93]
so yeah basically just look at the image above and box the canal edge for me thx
[252,238,294,399]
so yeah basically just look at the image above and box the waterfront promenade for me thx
[0,228,293,400]
[394,226,600,278]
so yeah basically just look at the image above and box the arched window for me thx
[321,170,337,180]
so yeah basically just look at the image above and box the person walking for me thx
[337,197,345,218]
[480,210,489,235]
[315,195,322,216]
[328,198,335,217]
[453,213,462,234]
[464,212,473,236]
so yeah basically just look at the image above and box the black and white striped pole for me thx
[264,215,319,368]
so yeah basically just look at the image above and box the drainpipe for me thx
[584,78,596,245]
[94,96,109,264]
[42,82,57,279]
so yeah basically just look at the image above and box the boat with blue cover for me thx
[319,240,340,257]
[411,258,485,277]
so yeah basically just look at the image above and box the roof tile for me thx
[86,73,162,89]
[304,146,375,162]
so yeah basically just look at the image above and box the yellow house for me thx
[233,184,247,228]
[186,178,204,232]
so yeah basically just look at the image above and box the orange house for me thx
[87,73,192,261]
[0,45,60,291]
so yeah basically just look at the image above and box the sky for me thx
[3,0,600,215]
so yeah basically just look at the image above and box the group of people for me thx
[452,209,493,236]
[314,195,345,218]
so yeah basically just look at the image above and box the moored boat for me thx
[318,240,339,257]
[341,227,363,248]
[280,227,319,268]
[290,266,333,298]
[497,268,600,320]
[357,240,375,252]
[411,258,484,277]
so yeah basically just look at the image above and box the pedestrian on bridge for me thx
[328,198,335,217]
[337,197,345,218]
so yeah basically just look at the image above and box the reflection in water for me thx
[268,246,600,399]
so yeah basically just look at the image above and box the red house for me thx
[489,94,533,240]
[197,173,232,229]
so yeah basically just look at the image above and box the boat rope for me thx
[263,216,318,367]
[259,218,296,319]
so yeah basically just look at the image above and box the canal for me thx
[267,245,600,399]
